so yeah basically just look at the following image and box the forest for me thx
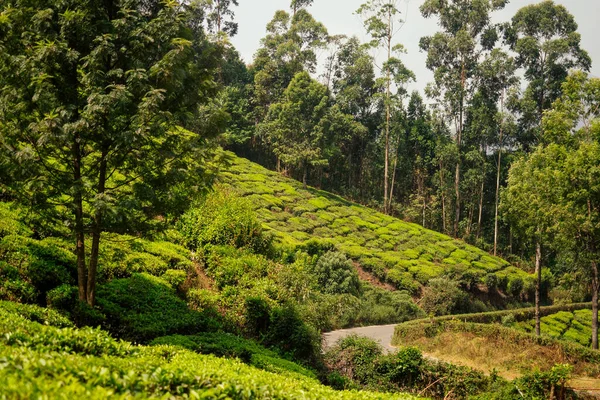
[0,0,599,399]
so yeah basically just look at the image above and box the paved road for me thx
[322,324,398,353]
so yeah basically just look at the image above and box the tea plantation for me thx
[0,301,418,399]
[516,309,594,347]
[220,153,532,295]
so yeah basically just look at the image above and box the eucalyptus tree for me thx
[259,72,362,189]
[329,37,379,195]
[420,0,508,237]
[0,0,221,305]
[252,9,328,124]
[356,0,413,214]
[473,49,518,251]
[201,0,240,37]
[290,0,314,16]
[503,146,562,336]
[505,0,591,150]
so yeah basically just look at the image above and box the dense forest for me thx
[0,0,599,398]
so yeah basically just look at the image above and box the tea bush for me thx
[0,301,417,400]
[178,187,272,254]
[96,273,222,342]
[313,251,361,296]
[219,152,531,305]
[151,332,317,379]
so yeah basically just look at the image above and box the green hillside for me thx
[220,153,531,296]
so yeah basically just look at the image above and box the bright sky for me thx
[230,0,600,96]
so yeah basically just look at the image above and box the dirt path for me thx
[322,324,398,353]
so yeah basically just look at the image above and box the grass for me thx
[392,317,600,381]
[220,153,531,295]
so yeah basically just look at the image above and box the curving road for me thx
[322,324,398,353]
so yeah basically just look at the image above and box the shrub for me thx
[0,261,36,303]
[507,276,524,298]
[178,188,272,254]
[420,278,468,316]
[161,269,187,288]
[325,335,383,385]
[96,273,221,342]
[313,251,361,296]
[245,296,271,337]
[484,273,498,291]
[264,303,320,364]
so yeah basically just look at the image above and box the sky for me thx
[230,0,600,96]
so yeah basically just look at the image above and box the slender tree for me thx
[356,0,410,214]
[420,0,508,237]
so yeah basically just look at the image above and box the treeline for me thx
[217,0,591,260]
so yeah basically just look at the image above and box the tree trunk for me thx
[73,135,87,302]
[454,162,461,237]
[454,61,466,238]
[494,90,504,256]
[592,259,599,350]
[303,161,308,189]
[383,20,391,215]
[477,170,485,240]
[439,160,447,234]
[535,240,542,336]
[87,147,108,306]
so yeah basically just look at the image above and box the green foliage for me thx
[178,188,271,253]
[0,304,132,357]
[219,153,527,306]
[0,234,76,301]
[96,273,220,343]
[161,269,187,289]
[313,251,361,296]
[326,334,492,397]
[151,332,317,380]
[0,301,418,399]
[264,303,321,363]
[420,279,468,316]
[0,300,72,328]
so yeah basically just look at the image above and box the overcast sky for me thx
[230,0,600,95]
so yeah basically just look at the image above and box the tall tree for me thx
[330,37,379,197]
[252,9,328,123]
[0,0,220,305]
[290,0,314,16]
[260,72,352,188]
[420,0,507,237]
[201,0,240,37]
[540,71,600,348]
[505,0,591,150]
[357,0,411,214]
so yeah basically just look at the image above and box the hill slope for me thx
[220,153,530,296]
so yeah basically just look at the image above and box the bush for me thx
[150,332,317,380]
[161,269,187,288]
[96,273,221,342]
[178,188,272,254]
[507,276,524,298]
[264,303,321,364]
[0,261,36,303]
[484,273,498,291]
[325,335,383,385]
[313,251,361,296]
[420,278,468,316]
[245,296,271,337]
